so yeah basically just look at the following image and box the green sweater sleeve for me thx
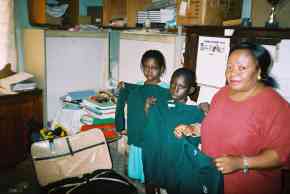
[115,83,139,132]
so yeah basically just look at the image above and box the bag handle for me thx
[66,137,73,155]
[48,170,134,194]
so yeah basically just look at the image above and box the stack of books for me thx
[64,90,96,102]
[0,72,36,94]
[11,79,37,92]
[81,96,116,125]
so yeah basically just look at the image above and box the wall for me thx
[118,32,185,84]
[14,0,31,71]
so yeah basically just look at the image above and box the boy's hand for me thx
[174,123,201,138]
[189,123,201,136]
[174,124,188,138]
[117,81,125,89]
[144,96,157,113]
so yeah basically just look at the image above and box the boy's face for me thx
[170,75,189,103]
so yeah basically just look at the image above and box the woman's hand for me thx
[174,123,201,138]
[214,155,243,174]
[215,149,282,174]
[144,96,157,113]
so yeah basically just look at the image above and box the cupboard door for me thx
[27,0,79,26]
[0,104,26,167]
[27,0,46,25]
[0,90,43,168]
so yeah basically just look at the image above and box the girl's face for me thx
[170,75,189,103]
[226,49,260,93]
[143,58,162,84]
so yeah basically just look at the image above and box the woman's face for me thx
[170,75,189,103]
[225,49,259,92]
[143,58,162,83]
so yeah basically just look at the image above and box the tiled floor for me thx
[0,158,41,194]
[109,140,146,194]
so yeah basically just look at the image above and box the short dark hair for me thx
[230,42,278,88]
[171,67,196,88]
[140,50,166,76]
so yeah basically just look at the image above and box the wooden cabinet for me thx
[0,90,43,168]
[27,0,79,26]
[102,0,152,27]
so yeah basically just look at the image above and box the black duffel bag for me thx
[43,169,137,194]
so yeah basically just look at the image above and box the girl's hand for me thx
[214,155,243,174]
[120,130,127,135]
[117,81,125,89]
[144,96,157,113]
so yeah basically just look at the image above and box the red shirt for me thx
[201,86,290,194]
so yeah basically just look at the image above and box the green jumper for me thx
[115,83,170,147]
[142,102,224,194]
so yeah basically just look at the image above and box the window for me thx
[0,0,17,70]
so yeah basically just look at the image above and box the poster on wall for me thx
[196,36,230,87]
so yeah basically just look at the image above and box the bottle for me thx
[144,12,151,32]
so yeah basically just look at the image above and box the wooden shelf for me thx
[102,0,152,28]
[184,26,290,44]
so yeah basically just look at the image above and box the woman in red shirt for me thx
[175,42,290,194]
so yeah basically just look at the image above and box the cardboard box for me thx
[176,0,242,26]
[176,0,224,26]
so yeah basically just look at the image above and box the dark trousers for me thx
[145,183,161,194]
